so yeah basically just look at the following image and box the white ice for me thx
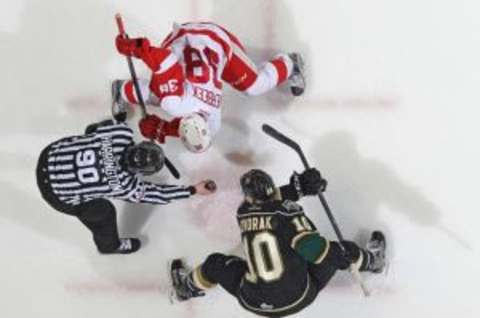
[1,0,479,317]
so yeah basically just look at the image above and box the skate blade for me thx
[167,259,187,304]
[383,258,391,277]
[167,260,177,305]
[168,288,177,304]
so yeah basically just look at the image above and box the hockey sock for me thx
[190,266,217,291]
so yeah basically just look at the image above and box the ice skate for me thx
[169,259,205,303]
[111,80,130,122]
[99,238,141,255]
[365,231,387,273]
[288,53,306,96]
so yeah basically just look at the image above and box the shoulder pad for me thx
[281,200,303,213]
[237,201,263,214]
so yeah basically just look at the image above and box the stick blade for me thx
[261,123,277,136]
[262,124,300,150]
[262,123,310,169]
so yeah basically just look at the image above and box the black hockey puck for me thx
[205,180,217,192]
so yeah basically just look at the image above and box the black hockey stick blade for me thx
[262,124,300,150]
[164,156,180,179]
[262,124,310,169]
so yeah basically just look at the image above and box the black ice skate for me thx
[111,80,129,122]
[100,238,141,255]
[170,259,205,302]
[365,231,387,273]
[288,53,306,97]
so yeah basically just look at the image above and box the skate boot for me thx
[288,53,306,96]
[99,238,141,255]
[365,231,387,273]
[111,80,130,122]
[170,259,205,302]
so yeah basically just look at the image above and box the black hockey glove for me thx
[290,168,327,197]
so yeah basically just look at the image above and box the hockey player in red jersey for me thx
[112,22,305,153]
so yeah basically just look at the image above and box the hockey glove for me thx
[290,168,327,197]
[139,114,167,143]
[115,35,151,58]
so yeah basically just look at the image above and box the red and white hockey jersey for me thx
[122,22,293,135]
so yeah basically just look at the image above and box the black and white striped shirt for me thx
[39,121,192,205]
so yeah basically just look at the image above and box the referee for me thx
[36,119,214,254]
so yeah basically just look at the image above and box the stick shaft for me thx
[114,13,147,118]
[262,125,345,240]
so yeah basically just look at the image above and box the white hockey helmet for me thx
[178,113,212,153]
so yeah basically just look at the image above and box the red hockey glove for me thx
[115,35,150,58]
[139,115,166,143]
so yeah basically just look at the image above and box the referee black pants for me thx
[36,150,121,253]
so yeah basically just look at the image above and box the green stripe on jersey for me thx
[294,233,328,263]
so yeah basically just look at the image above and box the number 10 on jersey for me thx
[242,232,285,283]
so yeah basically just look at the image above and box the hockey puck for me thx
[205,180,217,192]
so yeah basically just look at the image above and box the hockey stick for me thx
[262,124,371,297]
[115,14,148,118]
[115,13,180,179]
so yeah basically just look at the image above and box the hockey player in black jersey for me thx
[170,168,387,317]
[36,119,215,254]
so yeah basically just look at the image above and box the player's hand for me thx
[290,168,327,196]
[193,180,217,195]
[139,114,166,143]
[115,35,150,57]
[301,168,327,194]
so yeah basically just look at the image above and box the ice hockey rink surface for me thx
[1,0,479,317]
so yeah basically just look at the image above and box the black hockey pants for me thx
[199,241,371,317]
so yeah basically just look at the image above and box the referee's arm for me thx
[119,180,194,204]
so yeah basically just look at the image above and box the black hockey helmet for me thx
[240,169,276,202]
[124,141,165,175]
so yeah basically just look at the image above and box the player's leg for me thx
[338,232,387,274]
[222,44,305,97]
[309,232,387,289]
[287,53,306,96]
[76,199,141,254]
[171,253,247,301]
[195,253,247,295]
[111,78,159,121]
